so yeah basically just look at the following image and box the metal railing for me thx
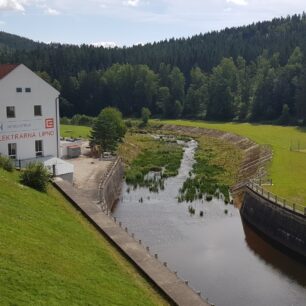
[246,180,306,217]
[98,157,123,214]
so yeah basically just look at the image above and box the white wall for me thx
[0,64,60,160]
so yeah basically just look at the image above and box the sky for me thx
[0,0,306,47]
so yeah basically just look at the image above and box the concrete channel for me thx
[53,177,210,306]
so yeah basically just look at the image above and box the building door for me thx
[8,143,17,159]
[35,140,43,157]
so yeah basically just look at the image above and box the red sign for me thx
[0,131,55,142]
[45,118,54,129]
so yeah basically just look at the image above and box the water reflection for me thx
[242,221,306,288]
[113,140,306,306]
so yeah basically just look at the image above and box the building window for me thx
[8,143,17,159]
[35,140,43,157]
[6,106,15,118]
[25,88,31,93]
[16,87,22,93]
[34,105,42,116]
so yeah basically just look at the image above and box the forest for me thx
[1,14,306,123]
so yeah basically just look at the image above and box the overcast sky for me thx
[0,0,306,46]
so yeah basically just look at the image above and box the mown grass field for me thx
[0,168,168,306]
[162,120,306,206]
[61,124,91,139]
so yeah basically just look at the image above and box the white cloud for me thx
[124,0,140,7]
[0,0,26,11]
[226,0,248,6]
[45,7,60,15]
[92,41,117,48]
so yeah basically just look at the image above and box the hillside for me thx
[2,14,306,74]
[1,14,306,123]
[0,31,41,51]
[0,168,167,305]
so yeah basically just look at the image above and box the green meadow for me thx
[162,120,306,206]
[61,124,91,139]
[0,168,167,306]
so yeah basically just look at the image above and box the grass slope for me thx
[162,120,306,206]
[0,169,167,306]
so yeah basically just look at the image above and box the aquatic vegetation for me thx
[206,194,213,201]
[125,137,183,191]
[178,136,239,204]
[188,205,195,214]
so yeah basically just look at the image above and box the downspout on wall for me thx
[55,96,60,158]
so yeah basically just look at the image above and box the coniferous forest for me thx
[1,14,306,123]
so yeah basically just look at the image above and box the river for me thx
[112,140,306,306]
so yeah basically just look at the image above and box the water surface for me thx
[112,141,306,306]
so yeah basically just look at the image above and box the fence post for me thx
[293,203,296,212]
[261,187,264,196]
[304,207,306,216]
[275,195,277,204]
[283,199,286,208]
[267,192,270,200]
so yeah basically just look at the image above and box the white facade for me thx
[0,64,60,161]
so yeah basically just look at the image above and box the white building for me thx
[0,64,73,179]
[0,64,60,161]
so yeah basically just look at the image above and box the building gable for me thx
[0,64,19,80]
[0,64,60,96]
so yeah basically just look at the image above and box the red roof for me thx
[0,64,19,80]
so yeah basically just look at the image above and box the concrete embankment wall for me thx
[241,188,306,259]
[99,158,124,213]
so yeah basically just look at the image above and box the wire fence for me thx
[246,180,306,217]
[289,139,306,153]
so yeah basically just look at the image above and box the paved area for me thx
[68,156,112,203]
[53,178,210,306]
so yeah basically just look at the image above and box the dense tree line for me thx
[55,48,306,124]
[1,14,306,123]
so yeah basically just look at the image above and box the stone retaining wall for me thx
[98,157,124,214]
[241,188,306,259]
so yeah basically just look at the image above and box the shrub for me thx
[125,119,133,128]
[0,155,14,172]
[20,162,50,192]
[188,205,195,214]
[60,117,71,125]
[206,194,213,201]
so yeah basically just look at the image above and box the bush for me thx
[0,155,14,172]
[60,117,71,125]
[205,194,213,201]
[20,163,50,192]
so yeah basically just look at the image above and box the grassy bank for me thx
[0,168,168,305]
[162,120,306,206]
